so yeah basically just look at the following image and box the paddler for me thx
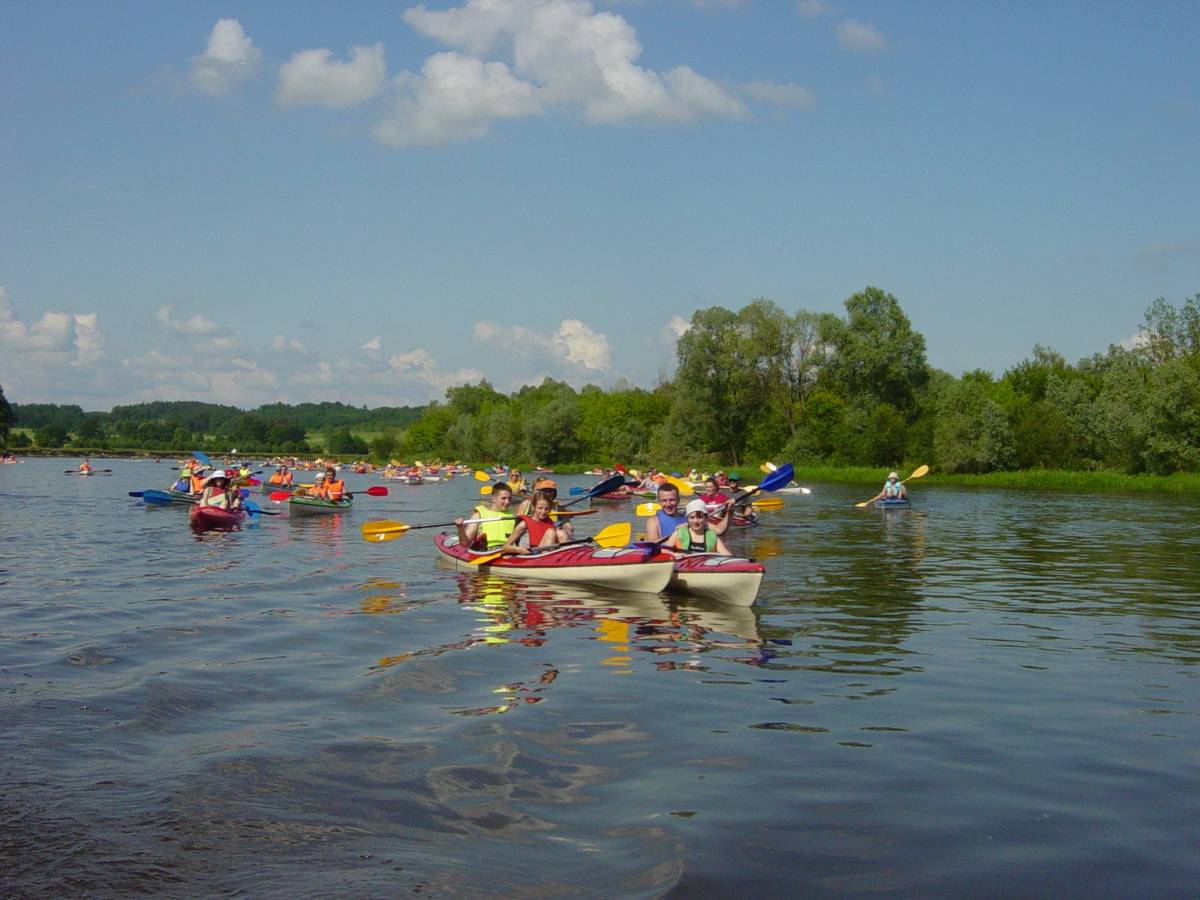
[515,478,575,540]
[79,458,93,474]
[726,474,758,523]
[268,464,293,487]
[501,494,568,555]
[317,466,345,501]
[663,499,732,556]
[455,481,516,550]
[197,469,243,510]
[644,482,731,542]
[187,464,209,494]
[881,471,907,500]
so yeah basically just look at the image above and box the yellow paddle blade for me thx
[480,485,492,495]
[592,522,632,547]
[759,463,772,474]
[360,520,410,541]
[751,497,783,510]
[664,475,694,496]
[469,521,633,566]
[635,502,660,517]
[474,470,492,481]
[907,464,930,480]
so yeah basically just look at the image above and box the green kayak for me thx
[288,495,353,516]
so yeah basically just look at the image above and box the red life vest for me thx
[520,515,556,548]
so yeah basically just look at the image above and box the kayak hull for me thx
[289,495,354,516]
[261,481,298,496]
[591,491,630,502]
[666,554,764,607]
[434,534,674,594]
[874,498,911,509]
[189,505,245,531]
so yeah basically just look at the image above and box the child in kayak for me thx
[317,466,345,501]
[515,478,575,541]
[664,499,731,555]
[198,470,243,510]
[882,471,907,499]
[501,495,569,555]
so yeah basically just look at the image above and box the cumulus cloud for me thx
[271,334,306,352]
[379,0,746,146]
[361,336,382,353]
[190,19,262,95]
[473,317,611,373]
[375,52,542,147]
[389,346,485,391]
[277,43,387,108]
[795,0,835,17]
[1120,331,1151,351]
[836,19,887,52]
[155,305,219,336]
[0,287,105,367]
[664,315,691,342]
[741,80,815,110]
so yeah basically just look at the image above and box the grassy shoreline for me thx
[783,466,1200,493]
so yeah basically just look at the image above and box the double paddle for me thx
[854,464,930,508]
[269,485,389,502]
[467,521,633,566]
[360,507,598,543]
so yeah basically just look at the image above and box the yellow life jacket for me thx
[473,504,515,549]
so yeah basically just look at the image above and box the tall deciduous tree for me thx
[0,385,12,445]
[823,287,929,415]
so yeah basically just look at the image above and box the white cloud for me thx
[190,19,263,96]
[473,317,611,373]
[381,0,746,145]
[375,52,542,147]
[741,80,815,110]
[389,346,485,391]
[155,305,219,336]
[277,43,387,108]
[664,315,690,342]
[555,319,611,369]
[836,19,887,52]
[1120,331,1151,351]
[271,334,306,352]
[0,287,105,367]
[361,336,382,353]
[795,0,835,17]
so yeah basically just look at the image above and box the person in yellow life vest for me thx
[268,464,293,487]
[318,466,345,501]
[238,462,251,479]
[454,481,516,550]
[198,470,242,510]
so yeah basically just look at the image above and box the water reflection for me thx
[368,572,765,716]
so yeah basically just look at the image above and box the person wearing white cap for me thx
[663,498,731,556]
[881,471,907,500]
[198,469,243,510]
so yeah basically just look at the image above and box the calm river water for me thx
[2,458,1198,897]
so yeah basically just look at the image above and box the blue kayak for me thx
[874,497,911,509]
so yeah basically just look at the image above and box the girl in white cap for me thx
[882,471,907,499]
[664,498,731,555]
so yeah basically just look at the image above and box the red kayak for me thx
[666,553,765,606]
[434,534,674,593]
[189,504,246,532]
[591,491,630,502]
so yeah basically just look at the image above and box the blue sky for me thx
[2,0,1197,410]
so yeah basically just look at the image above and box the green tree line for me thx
[6,288,1197,475]
[380,288,1200,475]
[5,398,422,455]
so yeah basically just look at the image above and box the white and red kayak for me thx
[434,534,674,594]
[189,504,246,532]
[666,554,765,607]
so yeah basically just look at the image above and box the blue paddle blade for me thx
[191,450,212,465]
[244,500,261,516]
[569,486,586,495]
[757,463,794,492]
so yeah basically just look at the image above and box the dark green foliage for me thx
[0,385,12,444]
